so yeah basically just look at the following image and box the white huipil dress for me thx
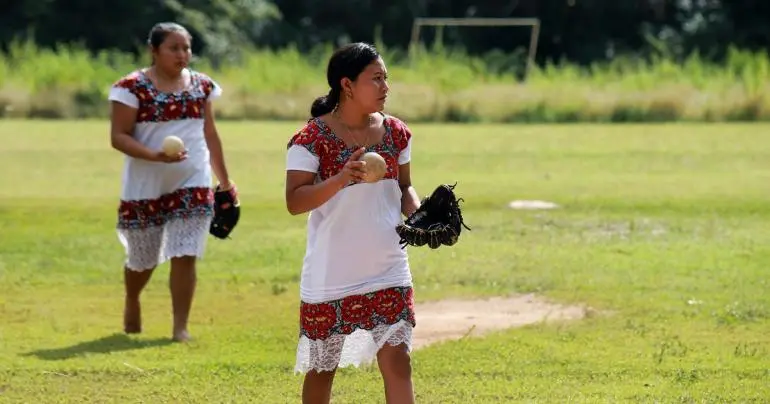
[286,114,418,374]
[108,68,222,271]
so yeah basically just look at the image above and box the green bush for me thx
[1,39,768,122]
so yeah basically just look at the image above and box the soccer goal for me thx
[409,17,541,77]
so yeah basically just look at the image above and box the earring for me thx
[346,91,353,99]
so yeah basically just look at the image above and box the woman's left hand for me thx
[218,180,239,203]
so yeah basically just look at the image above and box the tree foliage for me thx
[0,0,767,65]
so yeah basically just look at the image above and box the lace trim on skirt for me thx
[294,286,416,374]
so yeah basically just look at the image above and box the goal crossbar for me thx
[409,17,541,77]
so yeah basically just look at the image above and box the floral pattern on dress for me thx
[117,186,214,230]
[287,115,413,183]
[299,286,416,341]
[112,70,218,123]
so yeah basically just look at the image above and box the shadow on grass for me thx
[21,333,174,361]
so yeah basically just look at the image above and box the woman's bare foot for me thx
[123,266,154,334]
[172,329,192,343]
[124,297,142,334]
[169,257,197,344]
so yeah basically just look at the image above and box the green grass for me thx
[2,119,770,402]
[1,39,770,122]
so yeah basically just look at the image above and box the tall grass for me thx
[1,39,768,122]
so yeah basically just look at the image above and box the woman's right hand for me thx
[150,150,188,163]
[334,147,367,185]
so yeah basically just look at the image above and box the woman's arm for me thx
[285,171,347,215]
[110,102,159,161]
[398,162,421,217]
[285,147,367,215]
[203,100,232,188]
[109,101,185,163]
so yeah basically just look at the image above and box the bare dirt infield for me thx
[412,294,589,350]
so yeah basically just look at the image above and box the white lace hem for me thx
[294,319,413,375]
[117,215,212,271]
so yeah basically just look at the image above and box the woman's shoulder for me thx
[382,113,413,147]
[287,117,331,151]
[108,69,149,107]
[188,69,222,99]
[381,112,407,126]
[112,69,146,90]
[189,69,217,85]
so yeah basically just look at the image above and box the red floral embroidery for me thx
[405,288,415,310]
[341,294,374,324]
[113,73,141,92]
[299,287,416,341]
[188,103,203,119]
[390,117,412,150]
[118,186,214,229]
[112,70,217,123]
[162,98,185,120]
[301,303,338,340]
[373,288,407,323]
[137,104,157,122]
[200,79,217,98]
[287,116,412,183]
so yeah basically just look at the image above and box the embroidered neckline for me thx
[312,113,393,152]
[138,68,200,96]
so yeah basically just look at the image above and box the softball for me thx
[360,151,386,183]
[161,135,185,156]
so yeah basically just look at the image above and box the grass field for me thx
[1,119,769,403]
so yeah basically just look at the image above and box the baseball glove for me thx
[396,183,470,249]
[209,183,240,239]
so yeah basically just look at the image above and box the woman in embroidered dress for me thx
[108,22,236,342]
[285,42,420,404]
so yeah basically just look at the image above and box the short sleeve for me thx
[286,125,321,173]
[286,145,320,173]
[199,72,223,101]
[108,83,139,109]
[208,79,223,101]
[391,117,413,165]
[398,136,412,165]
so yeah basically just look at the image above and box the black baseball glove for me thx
[395,183,470,249]
[209,183,240,239]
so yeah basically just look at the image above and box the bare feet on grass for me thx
[123,267,153,334]
[172,329,192,343]
[123,297,142,334]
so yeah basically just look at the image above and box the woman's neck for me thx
[152,65,184,81]
[335,103,372,130]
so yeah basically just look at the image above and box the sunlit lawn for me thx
[1,120,768,403]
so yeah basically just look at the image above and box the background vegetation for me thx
[2,2,769,402]
[1,0,768,122]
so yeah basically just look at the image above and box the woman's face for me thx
[346,57,390,113]
[153,31,192,74]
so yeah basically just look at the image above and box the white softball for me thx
[360,151,387,183]
[161,135,185,156]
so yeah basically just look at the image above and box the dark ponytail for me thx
[309,42,381,118]
[310,88,340,118]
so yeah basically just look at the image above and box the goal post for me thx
[409,17,541,78]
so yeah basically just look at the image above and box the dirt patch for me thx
[412,294,588,350]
